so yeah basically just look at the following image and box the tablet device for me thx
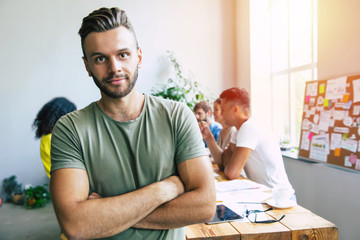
[206,204,243,224]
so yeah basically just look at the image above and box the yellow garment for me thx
[40,134,52,178]
[41,135,67,240]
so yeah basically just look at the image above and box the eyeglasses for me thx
[245,207,285,224]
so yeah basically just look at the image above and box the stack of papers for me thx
[216,179,272,204]
[216,179,270,192]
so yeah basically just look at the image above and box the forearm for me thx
[204,136,224,168]
[134,184,216,229]
[51,173,183,240]
[222,147,232,170]
[134,157,216,230]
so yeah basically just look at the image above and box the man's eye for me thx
[119,53,129,58]
[95,57,105,63]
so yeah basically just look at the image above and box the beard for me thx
[91,68,138,99]
[197,115,208,123]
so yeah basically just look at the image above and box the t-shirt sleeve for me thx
[173,103,207,165]
[236,122,260,150]
[50,115,85,174]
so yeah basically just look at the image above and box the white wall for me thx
[284,157,360,240]
[0,0,235,192]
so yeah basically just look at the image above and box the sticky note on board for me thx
[308,132,313,140]
[349,153,357,165]
[306,95,310,103]
[323,99,329,107]
[343,94,350,103]
[343,133,348,141]
[319,84,325,94]
[334,148,341,157]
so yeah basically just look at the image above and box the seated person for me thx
[199,98,237,162]
[194,101,222,147]
[216,87,295,200]
[33,97,77,178]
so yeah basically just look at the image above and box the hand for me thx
[87,192,101,200]
[160,175,185,199]
[198,121,213,141]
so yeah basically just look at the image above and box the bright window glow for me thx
[270,0,317,147]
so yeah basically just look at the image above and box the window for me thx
[269,0,317,147]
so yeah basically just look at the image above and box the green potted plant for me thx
[2,175,24,205]
[151,51,213,109]
[24,185,51,209]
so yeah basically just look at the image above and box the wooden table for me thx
[186,167,338,240]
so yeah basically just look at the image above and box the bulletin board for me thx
[299,74,360,171]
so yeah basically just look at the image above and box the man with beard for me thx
[194,101,222,147]
[50,7,215,240]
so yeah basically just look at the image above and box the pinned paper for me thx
[313,114,319,124]
[343,100,352,110]
[323,99,329,107]
[343,117,353,127]
[310,98,316,106]
[330,133,342,150]
[329,118,335,127]
[300,131,310,150]
[353,105,360,115]
[319,110,331,131]
[334,127,349,133]
[334,148,341,157]
[306,95,310,103]
[317,96,324,105]
[309,134,329,162]
[325,76,347,100]
[344,156,352,167]
[319,84,325,94]
[342,94,350,103]
[349,153,357,165]
[353,79,360,103]
[335,102,345,108]
[306,82,318,97]
[341,138,358,152]
[334,110,345,120]
[356,159,360,171]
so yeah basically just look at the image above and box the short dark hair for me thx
[194,101,212,113]
[33,97,77,138]
[78,7,138,58]
[214,98,222,105]
[220,87,250,109]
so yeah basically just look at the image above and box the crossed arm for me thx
[50,156,216,240]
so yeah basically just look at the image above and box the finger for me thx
[87,192,101,200]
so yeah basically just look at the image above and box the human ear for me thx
[137,48,143,68]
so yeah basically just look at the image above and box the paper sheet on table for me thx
[216,180,272,204]
[216,188,272,203]
[216,179,270,192]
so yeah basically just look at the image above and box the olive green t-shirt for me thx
[51,94,207,240]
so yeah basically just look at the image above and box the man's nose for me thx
[108,57,122,74]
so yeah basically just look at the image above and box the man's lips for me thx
[107,76,127,85]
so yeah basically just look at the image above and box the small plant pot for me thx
[12,193,24,205]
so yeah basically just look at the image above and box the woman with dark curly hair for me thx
[33,97,76,178]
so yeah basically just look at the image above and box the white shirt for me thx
[230,119,294,195]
